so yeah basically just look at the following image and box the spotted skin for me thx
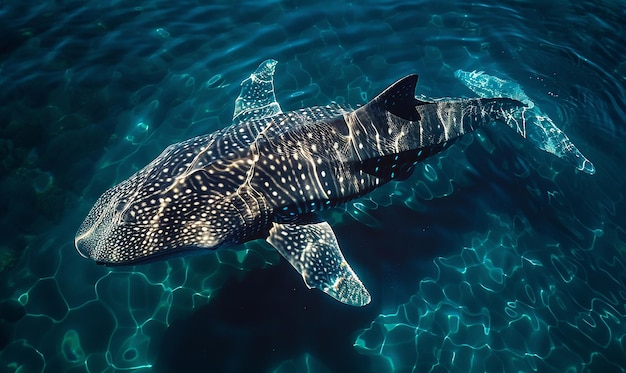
[76,60,524,306]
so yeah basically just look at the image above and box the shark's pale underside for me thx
[76,60,539,306]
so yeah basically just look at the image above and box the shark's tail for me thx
[454,69,595,175]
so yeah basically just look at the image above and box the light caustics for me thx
[354,214,623,372]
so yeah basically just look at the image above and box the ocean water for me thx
[1,0,625,372]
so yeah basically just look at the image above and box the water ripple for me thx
[1,0,625,372]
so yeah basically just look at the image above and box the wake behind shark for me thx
[76,60,578,306]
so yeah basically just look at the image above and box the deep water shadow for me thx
[152,262,381,373]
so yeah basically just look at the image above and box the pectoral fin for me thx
[232,59,283,124]
[266,217,371,306]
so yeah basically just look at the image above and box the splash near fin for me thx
[232,59,283,124]
[266,216,371,306]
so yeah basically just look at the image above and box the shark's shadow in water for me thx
[152,249,379,373]
[152,165,535,372]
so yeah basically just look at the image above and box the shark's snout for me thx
[74,191,120,263]
[74,216,129,265]
[74,218,104,261]
[74,231,90,259]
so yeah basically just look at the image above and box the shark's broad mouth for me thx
[76,59,593,306]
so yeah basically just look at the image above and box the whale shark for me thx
[75,59,527,306]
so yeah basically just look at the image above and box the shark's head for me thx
[74,143,248,265]
[75,176,148,265]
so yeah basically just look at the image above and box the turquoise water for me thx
[1,0,625,372]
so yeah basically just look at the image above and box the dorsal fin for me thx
[365,74,422,121]
[232,59,283,124]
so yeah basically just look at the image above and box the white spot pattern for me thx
[75,61,524,307]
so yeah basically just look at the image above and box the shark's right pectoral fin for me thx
[266,217,371,306]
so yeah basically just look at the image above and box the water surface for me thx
[1,0,625,372]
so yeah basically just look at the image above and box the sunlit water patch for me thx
[355,213,622,372]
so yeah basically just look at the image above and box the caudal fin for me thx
[454,69,595,175]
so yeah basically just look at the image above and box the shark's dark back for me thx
[75,60,526,307]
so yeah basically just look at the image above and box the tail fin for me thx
[455,69,595,175]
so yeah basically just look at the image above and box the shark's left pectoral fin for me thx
[266,217,371,306]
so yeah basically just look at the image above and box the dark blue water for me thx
[1,0,625,372]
